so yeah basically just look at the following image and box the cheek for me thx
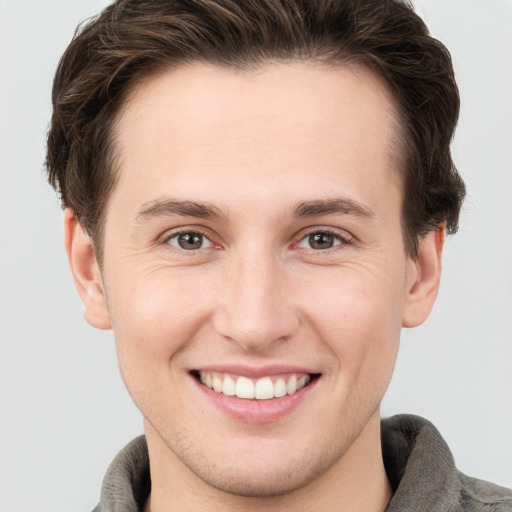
[304,265,405,378]
[322,284,401,429]
[104,269,214,391]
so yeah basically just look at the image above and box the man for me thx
[45,0,512,510]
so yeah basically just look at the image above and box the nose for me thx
[213,250,300,352]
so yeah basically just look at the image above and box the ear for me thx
[402,228,445,328]
[64,209,111,330]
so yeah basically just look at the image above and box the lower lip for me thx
[193,375,319,423]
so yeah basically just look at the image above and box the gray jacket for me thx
[93,415,512,511]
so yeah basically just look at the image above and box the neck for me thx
[144,412,392,512]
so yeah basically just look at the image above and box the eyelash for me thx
[161,226,353,253]
[163,228,214,251]
[295,227,353,251]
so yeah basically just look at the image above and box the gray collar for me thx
[93,415,512,512]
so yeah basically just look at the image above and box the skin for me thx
[65,62,444,512]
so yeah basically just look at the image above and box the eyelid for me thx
[294,226,354,249]
[168,232,212,249]
[159,225,218,248]
[156,224,353,252]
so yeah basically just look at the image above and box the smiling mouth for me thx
[192,370,320,400]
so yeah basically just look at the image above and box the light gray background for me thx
[1,1,511,511]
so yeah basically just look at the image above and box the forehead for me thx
[110,62,402,217]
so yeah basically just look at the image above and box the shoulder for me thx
[382,414,512,512]
[456,473,512,512]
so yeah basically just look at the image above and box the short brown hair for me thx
[46,0,465,260]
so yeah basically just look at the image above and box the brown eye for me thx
[167,232,211,250]
[297,231,344,250]
[309,233,335,249]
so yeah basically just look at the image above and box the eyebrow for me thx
[136,196,374,223]
[292,198,375,219]
[136,198,226,221]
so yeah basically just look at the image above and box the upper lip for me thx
[192,364,319,378]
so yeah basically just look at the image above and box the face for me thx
[68,62,442,499]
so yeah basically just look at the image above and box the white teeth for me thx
[235,376,255,399]
[255,377,274,400]
[297,375,309,390]
[212,376,223,393]
[286,375,297,395]
[222,375,236,396]
[198,371,314,400]
[274,378,287,398]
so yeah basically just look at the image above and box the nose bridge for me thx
[214,246,298,351]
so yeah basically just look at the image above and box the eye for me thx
[166,231,212,250]
[297,231,346,250]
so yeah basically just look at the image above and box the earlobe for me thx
[402,228,445,328]
[64,209,111,330]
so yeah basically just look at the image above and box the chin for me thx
[187,457,327,498]
[167,431,338,498]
